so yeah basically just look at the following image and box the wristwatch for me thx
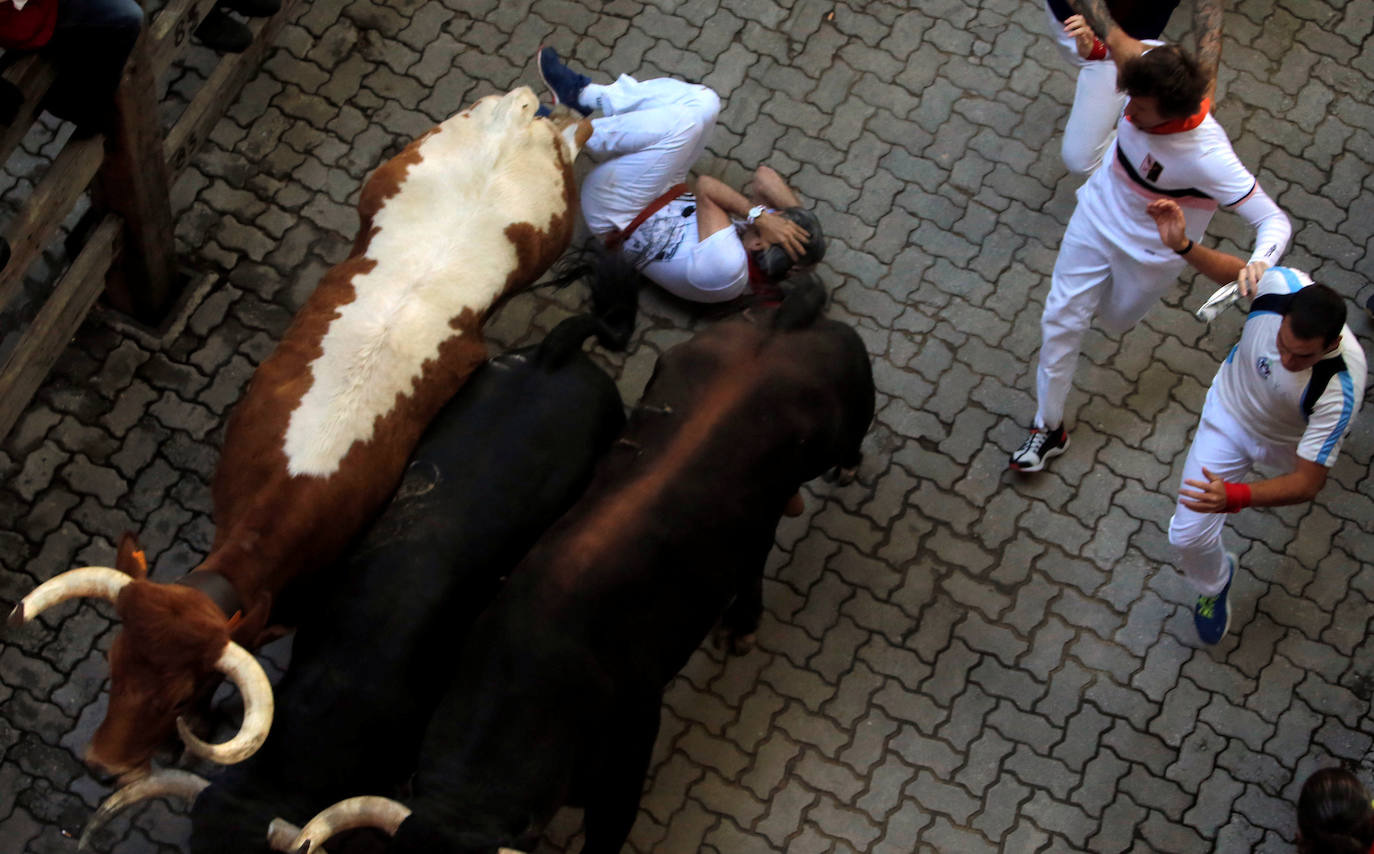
[745,205,767,225]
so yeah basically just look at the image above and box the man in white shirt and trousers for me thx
[1149,199,1367,644]
[1009,35,1291,474]
[534,46,825,305]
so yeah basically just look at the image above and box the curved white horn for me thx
[176,641,273,764]
[8,566,131,629]
[77,769,210,850]
[267,818,334,854]
[289,796,412,853]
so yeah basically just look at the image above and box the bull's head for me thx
[8,534,273,782]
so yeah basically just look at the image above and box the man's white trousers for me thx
[1168,391,1298,595]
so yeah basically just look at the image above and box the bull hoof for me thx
[728,632,757,656]
[711,626,756,655]
[827,465,858,486]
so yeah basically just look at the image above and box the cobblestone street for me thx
[3,0,1373,851]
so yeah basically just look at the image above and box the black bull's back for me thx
[188,332,625,854]
[400,310,875,854]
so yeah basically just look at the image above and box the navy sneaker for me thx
[536,46,592,116]
[1009,425,1069,473]
[1194,552,1236,645]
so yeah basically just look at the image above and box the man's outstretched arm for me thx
[1194,0,1224,99]
[1064,0,1144,69]
[1180,461,1328,512]
[1064,0,1119,40]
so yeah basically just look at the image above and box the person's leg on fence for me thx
[195,0,283,55]
[45,0,143,133]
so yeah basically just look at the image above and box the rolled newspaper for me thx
[1196,282,1240,322]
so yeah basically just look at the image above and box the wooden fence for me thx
[0,0,300,442]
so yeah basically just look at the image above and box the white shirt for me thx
[1077,109,1290,267]
[1210,268,1367,466]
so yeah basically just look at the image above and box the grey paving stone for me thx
[918,666,991,746]
[753,776,817,848]
[4,2,1373,852]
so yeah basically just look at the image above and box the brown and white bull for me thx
[8,87,591,782]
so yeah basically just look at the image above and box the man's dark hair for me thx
[1297,767,1374,854]
[1119,45,1207,120]
[1288,283,1347,345]
[752,207,826,282]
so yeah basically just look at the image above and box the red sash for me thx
[604,183,688,250]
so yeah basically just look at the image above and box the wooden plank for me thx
[165,0,303,176]
[0,136,104,312]
[0,54,58,167]
[0,216,119,443]
[99,27,178,322]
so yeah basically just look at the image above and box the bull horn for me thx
[267,818,333,854]
[8,567,131,629]
[176,641,273,764]
[287,798,531,854]
[77,769,210,850]
[289,796,413,853]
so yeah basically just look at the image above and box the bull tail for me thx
[770,272,827,331]
[536,242,641,367]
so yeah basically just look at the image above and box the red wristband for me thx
[1087,39,1108,61]
[1223,482,1252,513]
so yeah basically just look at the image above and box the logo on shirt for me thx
[1256,356,1272,380]
[1141,154,1164,182]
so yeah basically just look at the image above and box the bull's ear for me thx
[115,533,149,580]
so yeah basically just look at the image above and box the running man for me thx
[1008,43,1290,473]
[1149,199,1366,645]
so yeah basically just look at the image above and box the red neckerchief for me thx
[1134,97,1211,134]
[745,254,783,304]
[746,253,767,285]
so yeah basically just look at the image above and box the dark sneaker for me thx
[1008,426,1069,473]
[195,8,252,52]
[536,46,591,116]
[1194,552,1235,645]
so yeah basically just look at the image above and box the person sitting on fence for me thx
[0,0,143,136]
[534,46,826,305]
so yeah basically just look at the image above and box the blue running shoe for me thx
[1194,552,1236,645]
[536,46,592,116]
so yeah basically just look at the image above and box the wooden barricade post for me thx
[0,0,298,442]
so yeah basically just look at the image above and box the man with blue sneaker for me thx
[1150,199,1367,644]
[534,46,826,304]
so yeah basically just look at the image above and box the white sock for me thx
[578,82,608,114]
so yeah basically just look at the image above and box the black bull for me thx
[104,314,629,854]
[362,282,876,854]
